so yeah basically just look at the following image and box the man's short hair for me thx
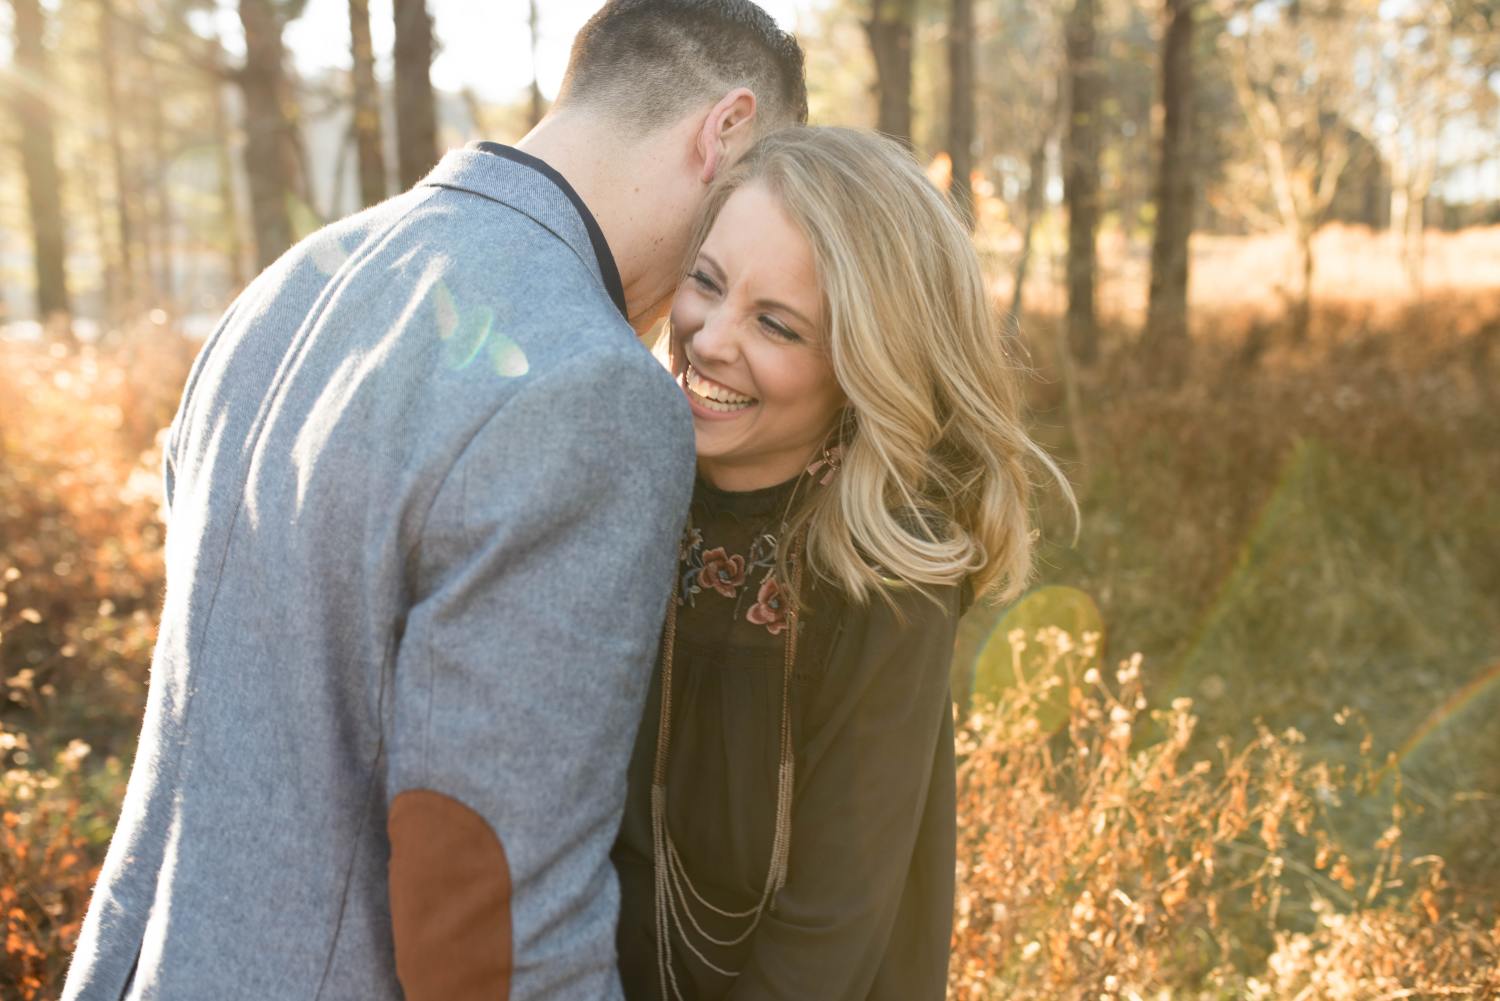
[557,0,809,131]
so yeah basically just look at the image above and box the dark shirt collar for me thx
[693,471,803,523]
[452,140,627,320]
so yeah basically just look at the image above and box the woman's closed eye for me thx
[759,315,803,343]
[688,270,721,295]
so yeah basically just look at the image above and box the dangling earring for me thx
[805,442,843,486]
[806,408,853,486]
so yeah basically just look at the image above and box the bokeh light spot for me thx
[442,305,493,372]
[311,236,350,276]
[432,283,526,378]
[969,585,1105,732]
[489,334,529,378]
[433,282,459,342]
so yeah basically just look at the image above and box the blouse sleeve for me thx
[725,581,960,1001]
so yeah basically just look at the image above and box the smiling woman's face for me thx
[669,183,846,492]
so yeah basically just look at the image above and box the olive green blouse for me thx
[613,474,962,1000]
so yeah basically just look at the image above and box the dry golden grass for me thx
[947,627,1500,999]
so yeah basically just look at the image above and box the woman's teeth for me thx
[685,365,756,412]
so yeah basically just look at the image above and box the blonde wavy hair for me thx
[668,126,1075,606]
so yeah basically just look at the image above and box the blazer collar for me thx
[418,143,628,320]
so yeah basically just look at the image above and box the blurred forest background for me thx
[2,0,1499,997]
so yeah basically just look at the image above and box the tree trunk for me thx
[1402,188,1428,300]
[143,54,176,306]
[80,145,117,327]
[527,0,545,129]
[10,0,72,332]
[349,0,388,207]
[865,0,915,149]
[394,0,440,188]
[213,104,249,291]
[1063,0,1100,366]
[947,0,976,229]
[208,33,250,291]
[1292,222,1314,343]
[1010,136,1050,320]
[1402,113,1440,301]
[96,0,140,315]
[1143,0,1195,383]
[1389,158,1410,247]
[238,0,298,269]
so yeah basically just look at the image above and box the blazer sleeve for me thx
[726,582,961,1001]
[384,346,693,1001]
[162,295,247,523]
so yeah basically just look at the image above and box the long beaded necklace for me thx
[650,528,806,1001]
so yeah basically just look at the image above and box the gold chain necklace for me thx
[650,533,804,1001]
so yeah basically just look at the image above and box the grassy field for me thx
[2,228,1498,996]
[956,288,1500,890]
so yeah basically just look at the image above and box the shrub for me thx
[948,626,1499,999]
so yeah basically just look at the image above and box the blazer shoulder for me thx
[520,340,693,446]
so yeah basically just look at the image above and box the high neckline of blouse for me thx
[693,471,803,522]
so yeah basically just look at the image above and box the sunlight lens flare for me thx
[969,585,1105,731]
[433,281,528,378]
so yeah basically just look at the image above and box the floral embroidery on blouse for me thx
[697,547,747,598]
[745,576,790,635]
[677,520,788,635]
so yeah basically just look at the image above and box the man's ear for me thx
[696,87,758,184]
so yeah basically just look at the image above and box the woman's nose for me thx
[689,305,740,364]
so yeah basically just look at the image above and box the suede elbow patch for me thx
[388,789,513,1001]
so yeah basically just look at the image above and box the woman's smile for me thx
[682,361,759,415]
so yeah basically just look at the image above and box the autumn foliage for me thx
[1,329,191,998]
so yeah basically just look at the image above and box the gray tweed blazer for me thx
[61,145,695,1001]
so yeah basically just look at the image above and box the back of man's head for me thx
[556,0,809,133]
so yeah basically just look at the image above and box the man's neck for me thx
[517,111,693,333]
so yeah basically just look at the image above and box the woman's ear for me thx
[697,88,758,184]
